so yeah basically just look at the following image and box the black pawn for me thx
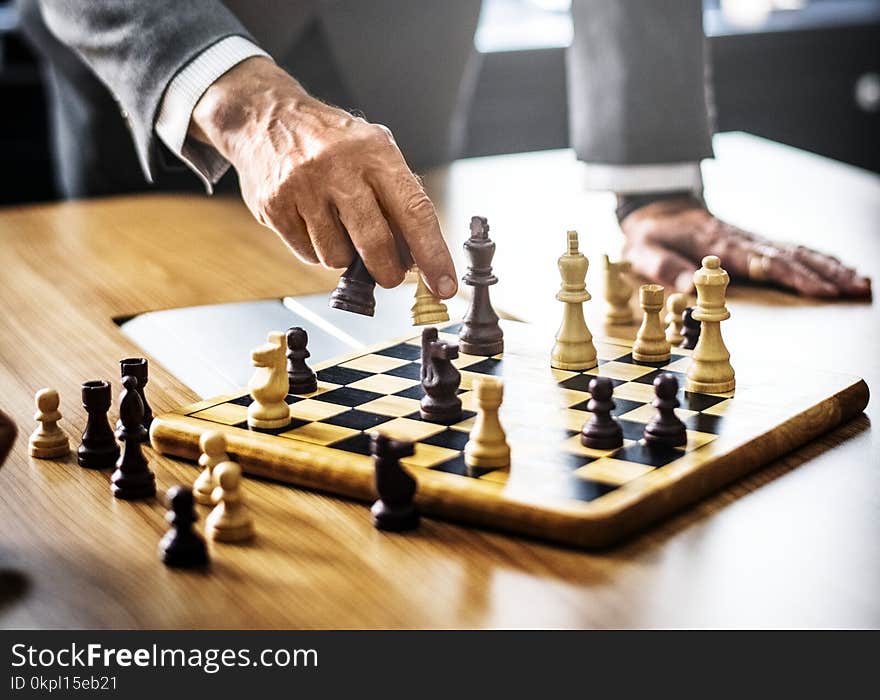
[111,375,156,500]
[77,380,120,469]
[644,373,687,448]
[680,306,700,350]
[580,376,624,450]
[119,357,152,429]
[329,253,376,316]
[420,327,462,424]
[459,216,503,356]
[159,486,209,568]
[370,433,419,531]
[286,327,318,395]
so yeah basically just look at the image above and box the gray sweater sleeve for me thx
[36,0,254,180]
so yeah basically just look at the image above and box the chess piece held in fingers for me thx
[330,253,376,317]
[411,267,449,326]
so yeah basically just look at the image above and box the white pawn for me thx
[28,388,70,459]
[551,231,597,370]
[464,378,510,471]
[665,292,688,346]
[194,431,229,505]
[247,330,291,430]
[206,460,255,543]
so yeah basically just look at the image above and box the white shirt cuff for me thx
[155,36,271,193]
[581,161,704,195]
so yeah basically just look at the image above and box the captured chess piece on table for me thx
[118,357,152,429]
[643,373,688,448]
[206,459,254,543]
[247,331,291,430]
[580,376,623,450]
[603,255,634,325]
[194,430,229,505]
[159,486,209,568]
[551,230,597,371]
[459,216,503,356]
[28,388,70,459]
[111,375,156,500]
[0,408,16,470]
[665,293,688,346]
[464,377,510,471]
[686,256,736,394]
[411,267,449,326]
[77,379,119,469]
[286,326,317,395]
[420,327,462,424]
[370,432,419,531]
[632,284,672,363]
[329,253,376,317]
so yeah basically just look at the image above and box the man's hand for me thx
[189,57,458,298]
[620,196,872,299]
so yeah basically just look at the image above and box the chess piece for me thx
[551,231,598,371]
[686,256,736,394]
[420,327,462,424]
[77,379,119,469]
[580,377,623,450]
[604,255,634,325]
[665,293,688,346]
[459,216,503,356]
[111,375,156,500]
[159,486,209,568]
[206,460,255,542]
[411,268,449,326]
[286,327,318,395]
[632,284,671,363]
[247,331,291,430]
[685,255,736,394]
[0,409,16,471]
[329,253,376,316]
[118,357,152,429]
[194,430,229,505]
[680,306,701,350]
[464,377,510,470]
[370,432,419,531]
[644,373,687,447]
[28,388,70,459]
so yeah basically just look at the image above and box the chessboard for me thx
[150,320,869,548]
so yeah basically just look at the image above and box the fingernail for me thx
[675,272,695,294]
[437,275,457,299]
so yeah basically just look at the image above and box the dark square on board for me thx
[316,387,384,407]
[614,442,681,467]
[384,362,423,380]
[464,358,504,375]
[316,366,372,386]
[322,410,395,431]
[332,432,373,456]
[376,343,422,361]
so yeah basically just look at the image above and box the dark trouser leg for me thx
[567,0,714,167]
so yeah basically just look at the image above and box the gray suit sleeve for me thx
[567,0,714,166]
[36,0,255,180]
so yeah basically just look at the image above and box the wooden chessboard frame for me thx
[150,321,869,548]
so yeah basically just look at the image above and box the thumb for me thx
[622,239,698,294]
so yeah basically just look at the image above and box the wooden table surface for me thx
[0,133,877,628]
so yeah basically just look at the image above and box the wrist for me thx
[189,56,309,159]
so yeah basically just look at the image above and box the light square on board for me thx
[358,395,423,417]
[662,357,692,373]
[573,459,654,486]
[559,433,633,459]
[288,399,349,422]
[189,403,248,426]
[374,417,447,442]
[452,354,491,370]
[594,340,632,361]
[612,381,657,403]
[340,354,410,374]
[684,430,718,450]
[279,422,359,446]
[617,403,697,424]
[347,374,420,395]
[586,361,656,382]
[702,398,733,416]
[401,443,461,469]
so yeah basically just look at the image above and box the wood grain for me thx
[1,137,878,628]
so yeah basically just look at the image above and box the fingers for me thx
[622,238,698,294]
[335,193,406,288]
[259,201,320,265]
[789,246,872,298]
[763,250,839,298]
[371,166,458,299]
